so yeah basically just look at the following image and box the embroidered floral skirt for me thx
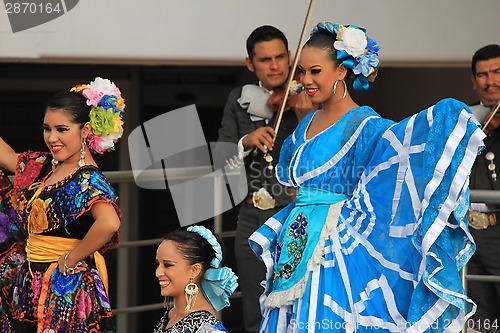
[0,246,114,333]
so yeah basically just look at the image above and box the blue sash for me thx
[295,187,349,206]
[272,188,349,293]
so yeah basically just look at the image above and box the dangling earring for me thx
[78,141,86,167]
[184,277,199,311]
[333,79,347,100]
[486,152,497,182]
[51,158,59,170]
[163,296,174,310]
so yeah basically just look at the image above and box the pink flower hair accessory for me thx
[70,77,125,154]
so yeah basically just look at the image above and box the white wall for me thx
[0,0,498,65]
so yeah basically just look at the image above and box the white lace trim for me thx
[263,201,345,308]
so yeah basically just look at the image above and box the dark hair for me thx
[304,28,354,79]
[46,91,90,127]
[246,25,288,59]
[163,228,222,275]
[471,44,500,76]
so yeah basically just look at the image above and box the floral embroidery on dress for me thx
[275,213,309,280]
[27,197,51,233]
[289,213,308,238]
[16,154,47,189]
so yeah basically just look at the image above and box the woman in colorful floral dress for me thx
[249,21,484,332]
[0,77,124,332]
[153,226,238,333]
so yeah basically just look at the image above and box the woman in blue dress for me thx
[249,21,484,332]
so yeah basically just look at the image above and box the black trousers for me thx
[234,203,279,333]
[468,225,500,332]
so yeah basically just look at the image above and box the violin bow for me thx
[481,100,500,131]
[273,0,316,136]
[264,0,316,168]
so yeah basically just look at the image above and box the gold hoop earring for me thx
[78,141,86,167]
[333,79,347,101]
[184,277,199,311]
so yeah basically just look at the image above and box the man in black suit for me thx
[467,44,500,332]
[217,25,314,333]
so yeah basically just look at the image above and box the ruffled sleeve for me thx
[53,167,121,251]
[1,151,50,242]
[351,113,394,183]
[14,151,51,189]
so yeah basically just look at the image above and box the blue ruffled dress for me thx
[249,98,484,332]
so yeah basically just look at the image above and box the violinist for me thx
[216,25,315,333]
[467,44,500,332]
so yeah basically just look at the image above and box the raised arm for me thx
[0,137,19,173]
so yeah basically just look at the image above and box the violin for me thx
[481,102,500,134]
[268,71,303,112]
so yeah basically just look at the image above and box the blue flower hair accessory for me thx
[310,21,380,92]
[187,225,238,311]
[201,267,238,311]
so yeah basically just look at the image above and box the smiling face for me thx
[43,108,90,165]
[246,39,291,91]
[299,46,347,107]
[155,240,201,299]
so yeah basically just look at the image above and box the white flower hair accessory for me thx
[70,77,125,154]
[334,26,367,58]
[310,21,380,91]
[186,225,238,311]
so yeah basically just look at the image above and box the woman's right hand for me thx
[58,253,88,276]
[293,91,317,122]
[0,137,19,173]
